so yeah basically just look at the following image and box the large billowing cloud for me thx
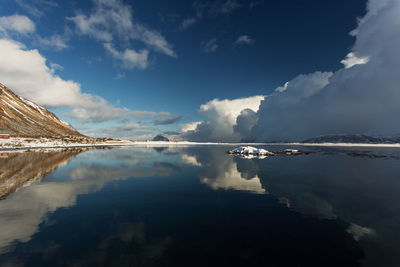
[252,0,400,141]
[251,71,333,141]
[181,95,264,142]
[184,0,400,142]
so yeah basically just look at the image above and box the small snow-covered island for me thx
[228,146,274,156]
[228,146,310,158]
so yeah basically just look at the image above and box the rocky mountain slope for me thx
[0,83,85,138]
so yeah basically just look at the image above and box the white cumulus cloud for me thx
[37,34,68,51]
[250,0,400,141]
[181,95,264,142]
[0,14,35,35]
[184,0,400,142]
[181,121,202,133]
[104,43,149,70]
[341,52,370,68]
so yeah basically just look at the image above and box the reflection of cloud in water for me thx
[200,161,265,194]
[91,222,171,265]
[0,153,180,253]
[98,222,146,250]
[347,223,376,241]
[152,162,181,172]
[180,154,202,167]
[181,149,265,194]
[287,192,337,220]
[95,147,156,165]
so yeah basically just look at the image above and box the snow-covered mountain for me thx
[302,134,400,144]
[0,83,84,138]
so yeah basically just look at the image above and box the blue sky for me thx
[3,0,391,141]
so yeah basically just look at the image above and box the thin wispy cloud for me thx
[194,0,241,16]
[249,1,262,10]
[234,35,255,46]
[104,43,149,70]
[209,0,241,15]
[202,38,218,53]
[0,14,68,51]
[68,0,176,69]
[15,0,44,18]
[180,17,197,30]
[114,73,125,80]
[36,34,68,51]
[153,115,182,125]
[180,0,241,31]
[84,123,163,140]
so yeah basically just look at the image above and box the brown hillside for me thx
[0,83,85,138]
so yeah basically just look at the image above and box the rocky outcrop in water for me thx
[152,135,170,141]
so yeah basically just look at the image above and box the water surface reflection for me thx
[0,148,180,254]
[0,146,399,266]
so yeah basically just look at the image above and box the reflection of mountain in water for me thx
[0,148,181,253]
[0,149,86,199]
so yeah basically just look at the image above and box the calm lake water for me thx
[0,145,400,266]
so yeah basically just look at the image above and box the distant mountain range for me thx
[0,83,84,138]
[302,134,400,144]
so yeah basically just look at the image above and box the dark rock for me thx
[152,135,170,141]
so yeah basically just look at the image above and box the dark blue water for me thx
[0,145,399,266]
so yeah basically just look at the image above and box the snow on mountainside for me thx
[0,83,85,138]
[302,134,400,144]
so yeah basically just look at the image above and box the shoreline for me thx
[2,137,400,152]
